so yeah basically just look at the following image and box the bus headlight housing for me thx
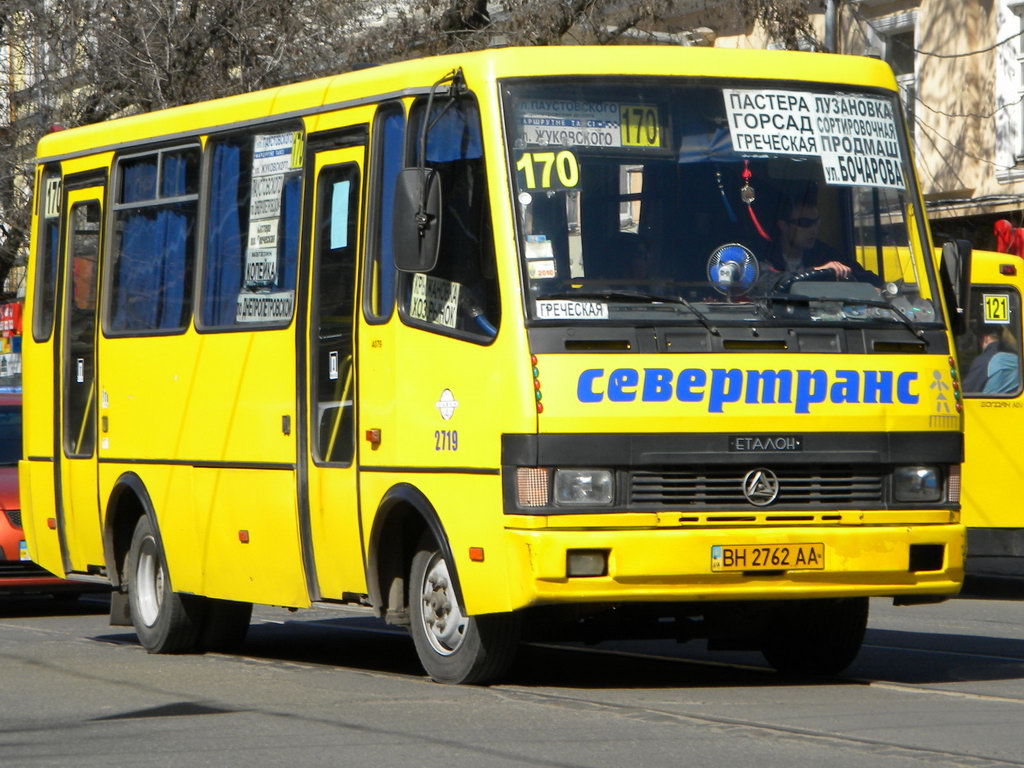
[893,465,942,502]
[554,469,614,506]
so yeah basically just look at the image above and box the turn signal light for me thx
[946,465,961,504]
[516,467,549,507]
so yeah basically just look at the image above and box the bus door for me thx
[959,258,1024,571]
[301,141,366,600]
[56,184,105,573]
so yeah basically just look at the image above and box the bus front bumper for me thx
[502,523,965,607]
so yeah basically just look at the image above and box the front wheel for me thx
[408,535,520,684]
[760,597,868,676]
[126,515,205,653]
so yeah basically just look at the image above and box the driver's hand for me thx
[814,261,852,279]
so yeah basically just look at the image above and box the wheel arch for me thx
[103,472,162,589]
[366,483,463,624]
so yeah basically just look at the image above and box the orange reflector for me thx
[47,518,56,530]
[469,547,485,562]
[365,428,381,445]
[239,530,250,543]
[1001,264,1018,275]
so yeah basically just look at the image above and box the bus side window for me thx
[201,130,303,329]
[959,287,1023,397]
[108,147,200,334]
[33,166,62,341]
[398,96,500,342]
[365,102,405,322]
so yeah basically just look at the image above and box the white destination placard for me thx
[244,249,278,286]
[252,133,295,177]
[535,300,609,320]
[236,291,294,323]
[249,173,284,220]
[723,89,905,190]
[518,99,622,148]
[410,273,461,329]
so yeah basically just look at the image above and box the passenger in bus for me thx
[616,232,658,281]
[963,326,1021,395]
[767,188,882,288]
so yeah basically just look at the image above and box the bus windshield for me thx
[502,78,939,329]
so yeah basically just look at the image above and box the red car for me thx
[0,391,90,595]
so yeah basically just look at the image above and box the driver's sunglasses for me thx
[788,217,820,228]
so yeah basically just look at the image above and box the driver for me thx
[768,190,882,288]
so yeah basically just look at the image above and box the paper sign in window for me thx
[331,180,351,250]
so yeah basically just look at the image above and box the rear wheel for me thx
[760,597,868,676]
[126,515,205,653]
[408,534,520,684]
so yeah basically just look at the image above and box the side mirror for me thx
[393,167,442,273]
[940,239,972,336]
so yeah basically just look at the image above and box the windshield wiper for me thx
[849,296,930,347]
[538,290,719,335]
[757,292,928,346]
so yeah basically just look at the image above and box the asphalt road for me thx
[2,583,1024,768]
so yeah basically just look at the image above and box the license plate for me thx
[19,540,29,561]
[711,543,824,572]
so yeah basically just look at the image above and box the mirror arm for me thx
[414,68,462,239]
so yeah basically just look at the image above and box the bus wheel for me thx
[759,597,868,676]
[408,535,520,684]
[126,515,204,653]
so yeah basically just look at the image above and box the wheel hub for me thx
[135,535,164,627]
[419,555,467,656]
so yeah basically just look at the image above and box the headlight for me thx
[893,466,942,502]
[554,469,614,506]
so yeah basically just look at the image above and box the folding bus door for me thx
[56,185,105,573]
[302,142,367,600]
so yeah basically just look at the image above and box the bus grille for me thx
[4,509,21,529]
[630,467,885,508]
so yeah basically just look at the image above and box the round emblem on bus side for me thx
[435,389,459,421]
[742,468,780,506]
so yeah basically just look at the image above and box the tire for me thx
[408,534,520,684]
[125,515,205,653]
[760,597,868,676]
[200,599,253,652]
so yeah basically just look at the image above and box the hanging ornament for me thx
[742,159,771,241]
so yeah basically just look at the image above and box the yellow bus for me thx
[23,46,970,684]
[956,249,1024,579]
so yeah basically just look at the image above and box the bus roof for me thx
[36,45,899,164]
